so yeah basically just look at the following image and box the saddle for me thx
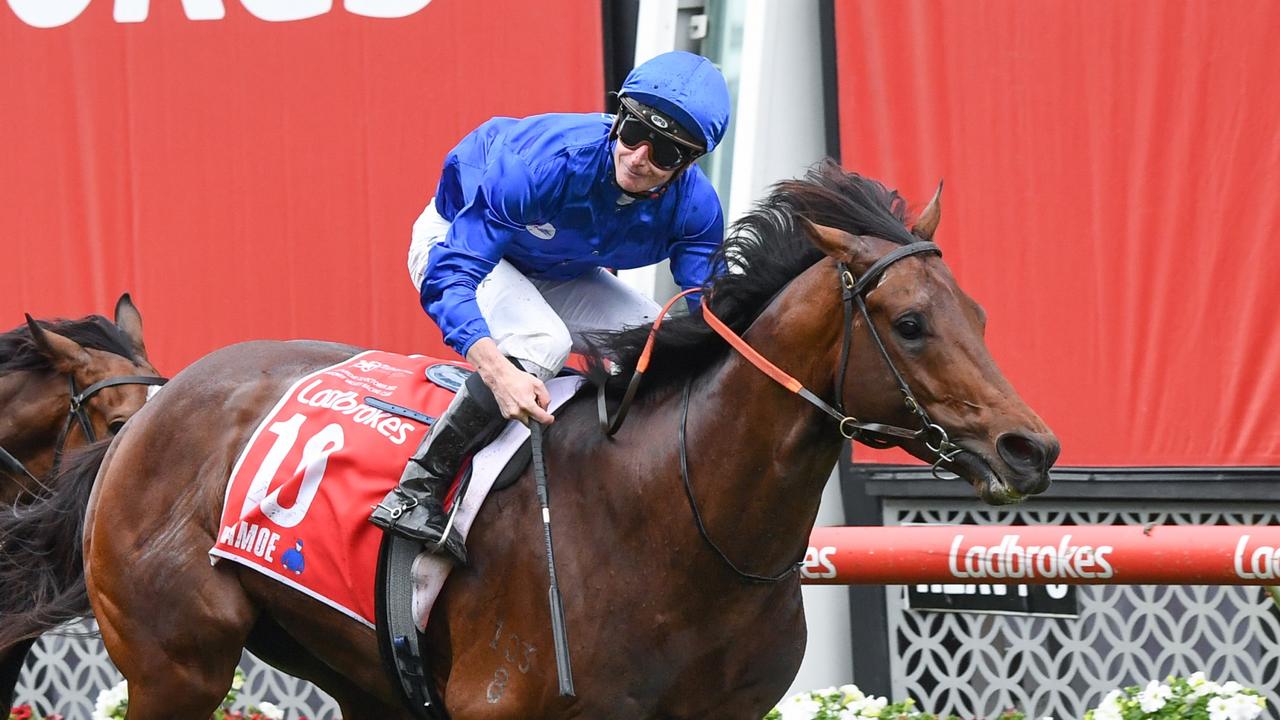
[209,351,582,718]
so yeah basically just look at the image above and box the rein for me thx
[597,239,965,583]
[678,378,801,583]
[1,372,168,490]
[597,289,700,435]
[703,242,962,469]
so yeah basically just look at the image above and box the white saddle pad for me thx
[411,374,584,628]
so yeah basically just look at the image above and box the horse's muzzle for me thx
[996,430,1059,496]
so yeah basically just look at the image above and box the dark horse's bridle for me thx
[0,372,168,495]
[599,239,964,583]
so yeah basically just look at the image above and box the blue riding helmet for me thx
[619,51,731,153]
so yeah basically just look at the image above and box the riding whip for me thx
[530,420,575,696]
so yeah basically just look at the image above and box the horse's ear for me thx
[798,217,874,262]
[799,217,886,279]
[911,181,943,242]
[114,292,148,359]
[25,314,91,374]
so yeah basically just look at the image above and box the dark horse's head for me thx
[593,160,1058,505]
[777,162,1058,503]
[0,294,160,498]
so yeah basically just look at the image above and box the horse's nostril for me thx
[997,432,1047,472]
[1044,439,1061,468]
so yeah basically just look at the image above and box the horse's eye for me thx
[108,420,126,435]
[894,315,925,340]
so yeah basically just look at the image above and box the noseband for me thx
[0,372,168,494]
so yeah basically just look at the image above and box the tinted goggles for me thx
[615,110,703,171]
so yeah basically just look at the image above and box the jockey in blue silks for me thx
[371,51,732,562]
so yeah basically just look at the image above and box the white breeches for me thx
[408,199,661,379]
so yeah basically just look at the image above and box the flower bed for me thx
[6,705,61,720]
[10,672,1268,719]
[90,669,289,720]
[765,685,1024,720]
[1083,674,1266,720]
[9,668,333,720]
[767,675,1268,720]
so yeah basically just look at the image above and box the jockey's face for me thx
[613,140,678,194]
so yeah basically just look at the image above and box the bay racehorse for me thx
[4,163,1057,718]
[0,293,164,709]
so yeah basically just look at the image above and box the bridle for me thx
[0,371,167,495]
[597,238,966,583]
[704,241,964,473]
[603,240,963,469]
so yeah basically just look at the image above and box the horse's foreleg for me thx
[100,562,256,720]
[242,612,411,720]
[88,530,257,719]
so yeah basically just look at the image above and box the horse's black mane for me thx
[0,316,137,374]
[585,159,920,399]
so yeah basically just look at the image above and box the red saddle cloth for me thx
[209,350,466,627]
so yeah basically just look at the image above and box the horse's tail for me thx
[0,639,36,708]
[0,439,109,650]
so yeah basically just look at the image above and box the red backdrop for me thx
[1,1,603,369]
[834,0,1280,467]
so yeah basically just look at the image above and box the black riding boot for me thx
[370,374,505,564]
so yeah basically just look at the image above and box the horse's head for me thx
[21,293,162,440]
[804,185,1058,505]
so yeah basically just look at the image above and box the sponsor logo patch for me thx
[526,222,556,240]
[425,363,472,393]
[947,533,1116,580]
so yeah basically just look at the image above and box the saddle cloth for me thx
[208,349,582,628]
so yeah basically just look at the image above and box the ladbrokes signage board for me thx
[1,1,603,370]
[8,1,434,27]
[805,526,1280,587]
[908,532,1089,617]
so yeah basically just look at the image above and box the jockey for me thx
[370,51,731,563]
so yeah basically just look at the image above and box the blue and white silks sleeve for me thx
[419,152,547,357]
[668,181,726,309]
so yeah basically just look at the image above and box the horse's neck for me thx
[681,264,847,576]
[0,371,66,463]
